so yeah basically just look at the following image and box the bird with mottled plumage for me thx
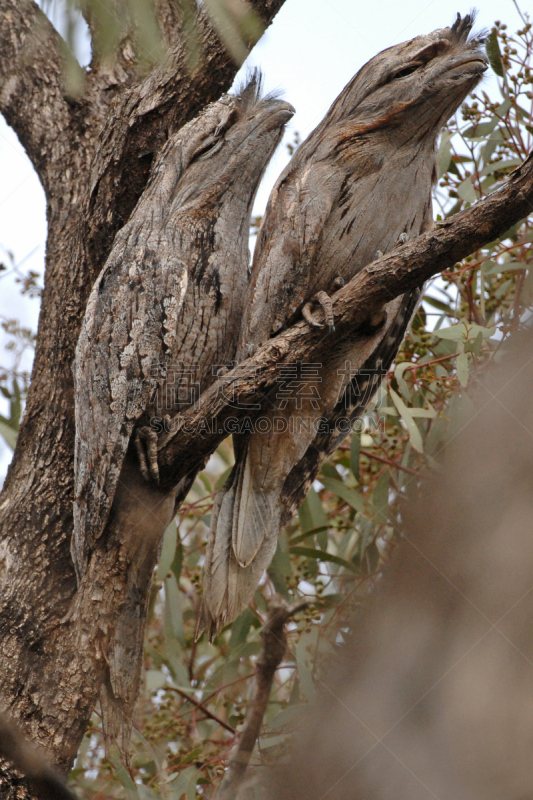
[73,75,294,579]
[199,14,488,637]
[73,75,293,756]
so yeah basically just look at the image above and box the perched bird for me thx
[200,14,488,636]
[73,74,293,754]
[73,74,294,577]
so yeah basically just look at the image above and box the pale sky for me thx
[0,0,525,477]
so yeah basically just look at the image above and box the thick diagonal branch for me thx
[158,152,533,489]
[0,0,76,187]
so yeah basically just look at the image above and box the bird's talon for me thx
[332,276,345,289]
[302,302,325,329]
[316,290,334,332]
[134,426,160,483]
[375,249,384,259]
[303,291,335,332]
[397,232,408,245]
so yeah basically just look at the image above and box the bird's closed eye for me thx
[192,136,224,163]
[393,63,422,79]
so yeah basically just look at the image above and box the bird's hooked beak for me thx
[448,53,489,74]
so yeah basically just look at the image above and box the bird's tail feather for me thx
[199,435,281,639]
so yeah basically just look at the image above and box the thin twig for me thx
[216,599,309,799]
[167,687,236,735]
[187,636,198,683]
[404,352,459,372]
[359,448,420,476]
[203,671,258,705]
[0,712,78,800]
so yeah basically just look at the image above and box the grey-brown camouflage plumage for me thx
[73,76,293,754]
[200,15,488,635]
[73,77,294,578]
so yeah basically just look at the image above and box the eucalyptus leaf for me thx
[436,322,495,341]
[409,405,437,419]
[290,525,331,545]
[462,116,499,138]
[390,388,423,453]
[295,642,317,702]
[350,432,360,480]
[204,0,261,65]
[0,419,17,450]
[482,260,529,275]
[456,175,479,203]
[214,465,233,490]
[486,29,504,77]
[157,520,178,581]
[10,378,21,426]
[229,607,259,652]
[380,406,399,417]
[165,574,185,647]
[320,476,365,513]
[423,295,454,314]
[371,472,389,524]
[320,462,340,480]
[290,546,357,572]
[298,486,328,538]
[108,755,140,799]
[137,786,161,800]
[259,733,290,750]
[145,669,167,693]
[480,157,521,177]
[170,766,200,800]
[481,128,504,165]
[434,337,458,356]
[464,331,483,356]
[456,352,469,388]
[269,704,308,731]
[436,130,452,177]
[171,540,183,582]
[394,362,413,401]
[268,534,292,597]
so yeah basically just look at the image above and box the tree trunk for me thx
[0,0,287,791]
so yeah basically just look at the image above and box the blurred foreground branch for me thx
[0,713,77,800]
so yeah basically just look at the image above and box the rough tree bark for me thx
[0,0,288,791]
[0,2,532,796]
